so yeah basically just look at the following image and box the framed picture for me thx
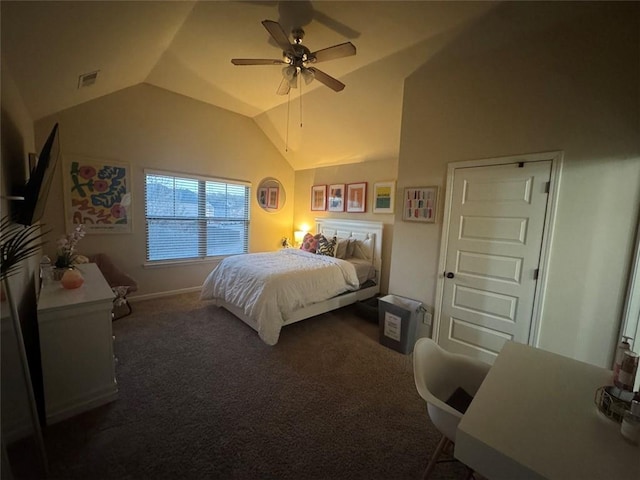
[373,181,395,214]
[346,182,367,213]
[403,186,438,223]
[328,184,345,212]
[311,185,327,211]
[258,187,268,208]
[63,155,132,233]
[267,187,279,209]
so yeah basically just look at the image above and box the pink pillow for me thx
[300,233,319,253]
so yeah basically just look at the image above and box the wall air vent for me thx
[78,70,99,89]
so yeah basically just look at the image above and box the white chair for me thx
[413,338,491,479]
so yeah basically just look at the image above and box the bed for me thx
[200,218,383,345]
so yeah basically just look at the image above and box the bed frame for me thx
[219,218,383,333]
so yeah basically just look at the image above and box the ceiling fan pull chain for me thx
[300,80,303,128]
[285,91,291,152]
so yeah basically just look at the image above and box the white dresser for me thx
[37,263,118,424]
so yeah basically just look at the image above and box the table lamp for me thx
[294,230,306,248]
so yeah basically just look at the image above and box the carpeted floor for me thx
[8,293,468,479]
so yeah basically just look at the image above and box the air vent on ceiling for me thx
[78,70,99,89]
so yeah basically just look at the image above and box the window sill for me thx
[143,257,224,269]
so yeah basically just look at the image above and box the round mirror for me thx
[257,177,286,212]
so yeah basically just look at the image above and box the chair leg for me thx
[423,435,450,480]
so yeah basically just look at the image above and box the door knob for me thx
[445,272,455,279]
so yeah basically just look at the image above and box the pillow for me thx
[300,233,319,253]
[345,238,356,258]
[334,237,350,259]
[352,237,374,260]
[316,235,337,257]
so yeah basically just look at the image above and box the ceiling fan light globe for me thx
[282,65,297,82]
[301,69,315,85]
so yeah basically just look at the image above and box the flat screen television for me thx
[14,123,59,226]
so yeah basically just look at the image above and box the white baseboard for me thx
[129,286,202,303]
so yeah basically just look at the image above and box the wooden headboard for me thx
[315,218,384,285]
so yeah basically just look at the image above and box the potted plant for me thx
[53,224,85,279]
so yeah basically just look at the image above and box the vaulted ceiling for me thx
[1,1,497,170]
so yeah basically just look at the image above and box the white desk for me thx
[37,263,118,423]
[455,341,639,480]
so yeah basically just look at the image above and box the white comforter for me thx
[200,249,360,345]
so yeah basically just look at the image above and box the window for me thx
[145,170,250,262]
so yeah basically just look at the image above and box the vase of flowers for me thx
[52,267,70,281]
[53,224,85,280]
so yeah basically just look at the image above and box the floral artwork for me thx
[64,157,131,233]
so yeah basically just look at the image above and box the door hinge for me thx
[534,268,540,280]
[544,181,550,193]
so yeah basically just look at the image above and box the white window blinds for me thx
[145,171,250,262]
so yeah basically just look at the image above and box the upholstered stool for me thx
[89,253,138,320]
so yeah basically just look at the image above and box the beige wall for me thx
[35,84,295,297]
[390,2,640,367]
[293,159,397,293]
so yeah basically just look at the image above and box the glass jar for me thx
[60,268,84,290]
[39,255,53,286]
[621,399,640,445]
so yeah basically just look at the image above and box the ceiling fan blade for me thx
[231,59,286,66]
[310,42,356,63]
[262,20,294,54]
[307,67,345,92]
[276,77,291,96]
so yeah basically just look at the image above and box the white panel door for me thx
[437,161,552,364]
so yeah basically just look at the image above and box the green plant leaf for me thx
[0,216,50,281]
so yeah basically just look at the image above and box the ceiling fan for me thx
[231,20,356,95]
